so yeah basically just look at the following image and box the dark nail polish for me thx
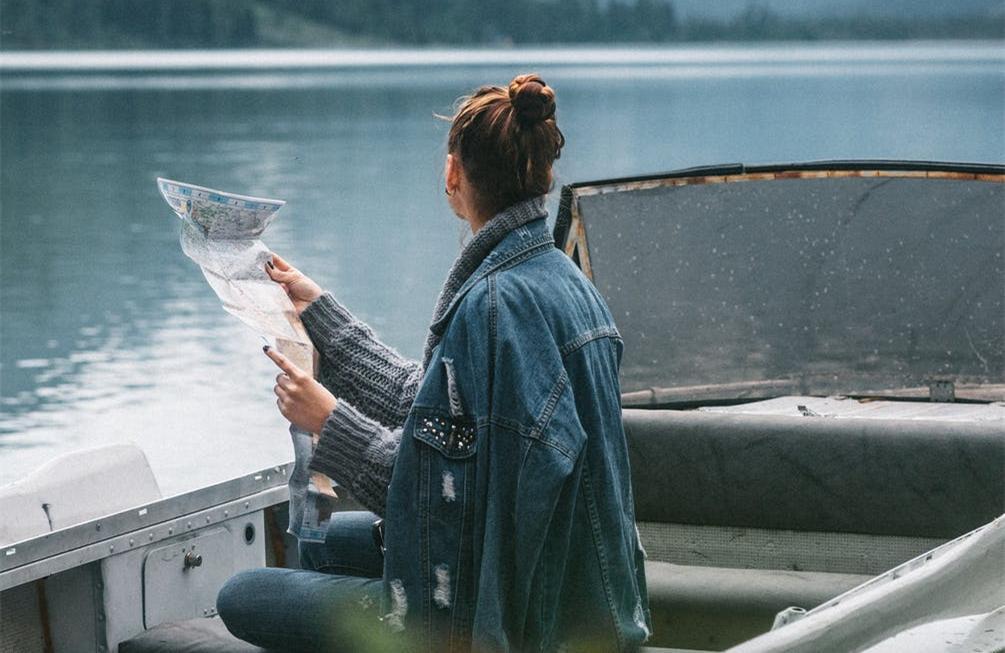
[263,345,270,352]
[267,260,275,269]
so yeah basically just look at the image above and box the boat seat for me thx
[644,560,869,650]
[117,614,684,652]
[118,616,264,653]
[117,559,868,653]
[624,407,1004,540]
[621,406,1005,648]
[0,444,161,545]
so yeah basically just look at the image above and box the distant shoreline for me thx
[3,0,1002,51]
[2,41,1003,73]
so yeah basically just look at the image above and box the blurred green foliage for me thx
[1,0,1002,49]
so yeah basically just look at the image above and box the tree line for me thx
[1,0,1002,49]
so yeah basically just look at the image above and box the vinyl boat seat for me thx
[118,617,265,653]
[623,405,1003,649]
[117,558,867,653]
[644,561,869,650]
[117,612,683,653]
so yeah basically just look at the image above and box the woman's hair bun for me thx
[447,72,564,213]
[508,74,556,126]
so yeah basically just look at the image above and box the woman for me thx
[217,74,651,652]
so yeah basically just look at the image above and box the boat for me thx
[2,160,1003,652]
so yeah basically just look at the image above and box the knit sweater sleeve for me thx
[300,292,422,430]
[309,399,400,517]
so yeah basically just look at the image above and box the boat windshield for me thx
[554,162,1005,404]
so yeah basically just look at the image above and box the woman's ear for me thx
[445,153,459,194]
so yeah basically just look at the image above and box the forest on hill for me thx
[2,0,1003,49]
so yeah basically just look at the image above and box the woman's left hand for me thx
[264,346,338,434]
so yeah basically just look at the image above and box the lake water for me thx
[1,42,1003,495]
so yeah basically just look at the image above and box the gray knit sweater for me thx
[301,197,548,516]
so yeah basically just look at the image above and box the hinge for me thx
[928,379,956,403]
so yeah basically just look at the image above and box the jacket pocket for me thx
[412,407,478,459]
[409,405,479,650]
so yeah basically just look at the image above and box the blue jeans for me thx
[217,511,385,652]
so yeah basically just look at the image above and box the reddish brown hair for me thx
[447,73,565,216]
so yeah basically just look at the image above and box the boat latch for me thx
[142,526,235,628]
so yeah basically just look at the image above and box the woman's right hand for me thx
[266,253,324,315]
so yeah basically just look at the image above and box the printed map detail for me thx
[157,177,309,348]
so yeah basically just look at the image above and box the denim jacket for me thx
[381,217,651,652]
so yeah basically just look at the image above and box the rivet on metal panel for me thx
[186,521,192,529]
[109,545,114,552]
[96,523,102,531]
[128,538,134,547]
[98,613,105,622]
[205,516,211,523]
[149,533,154,540]
[224,510,229,517]
[168,527,174,535]
[244,501,250,509]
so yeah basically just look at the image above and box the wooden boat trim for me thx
[554,159,1005,253]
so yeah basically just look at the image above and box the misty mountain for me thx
[668,0,1004,22]
[2,0,1002,50]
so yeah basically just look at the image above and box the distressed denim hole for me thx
[441,471,457,502]
[433,564,452,609]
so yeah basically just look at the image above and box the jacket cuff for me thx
[308,400,381,487]
[300,292,356,342]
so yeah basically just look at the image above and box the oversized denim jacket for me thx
[381,217,651,652]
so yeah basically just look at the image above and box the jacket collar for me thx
[422,198,553,366]
[434,216,553,327]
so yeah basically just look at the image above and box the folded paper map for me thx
[156,178,310,350]
[157,178,336,543]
